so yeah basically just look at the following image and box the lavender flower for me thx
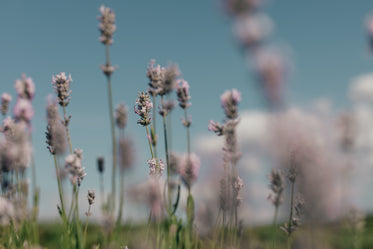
[147,60,165,96]
[1,93,12,116]
[13,98,34,124]
[159,63,180,96]
[208,120,224,136]
[119,138,134,170]
[134,92,153,126]
[158,100,175,117]
[45,98,66,155]
[176,79,191,109]
[87,189,96,206]
[65,149,86,186]
[6,122,31,172]
[52,73,72,107]
[147,158,165,176]
[98,5,116,45]
[115,103,128,129]
[220,89,241,119]
[100,63,117,77]
[169,152,180,175]
[267,168,285,207]
[97,156,104,173]
[179,153,201,190]
[14,74,35,100]
[232,176,244,207]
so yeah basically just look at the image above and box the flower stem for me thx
[83,205,91,247]
[145,126,154,158]
[54,155,66,220]
[62,105,73,154]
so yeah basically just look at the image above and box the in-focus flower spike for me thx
[87,189,96,206]
[134,92,153,126]
[147,158,165,176]
[208,120,224,136]
[98,5,116,45]
[159,63,180,96]
[147,59,165,96]
[220,89,241,119]
[1,93,12,116]
[14,74,35,100]
[115,103,128,129]
[52,73,72,107]
[179,153,201,190]
[176,79,191,109]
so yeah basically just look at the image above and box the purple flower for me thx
[176,79,191,109]
[14,74,35,100]
[98,5,116,45]
[147,158,165,176]
[65,149,86,186]
[220,89,241,119]
[147,59,165,96]
[208,120,224,136]
[52,72,72,107]
[1,93,12,116]
[179,153,200,190]
[159,63,180,96]
[13,98,34,124]
[134,92,153,126]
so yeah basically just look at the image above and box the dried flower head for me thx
[14,74,35,100]
[97,156,104,173]
[1,93,12,116]
[52,73,72,107]
[179,153,201,190]
[119,138,134,170]
[134,92,153,126]
[87,189,96,206]
[98,5,116,45]
[177,79,191,109]
[267,168,285,207]
[65,149,86,186]
[115,103,128,129]
[221,89,241,119]
[147,158,165,176]
[208,120,224,136]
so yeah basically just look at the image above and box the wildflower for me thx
[176,79,191,109]
[159,63,180,96]
[100,63,117,77]
[169,152,180,175]
[119,138,134,170]
[267,168,285,207]
[115,103,128,129]
[7,122,31,172]
[98,5,116,45]
[158,100,175,117]
[52,73,72,107]
[65,149,86,186]
[134,92,153,126]
[1,93,12,116]
[222,119,240,165]
[13,98,34,124]
[232,176,244,207]
[45,98,66,155]
[179,153,200,190]
[14,74,35,100]
[147,158,165,176]
[87,189,96,205]
[220,89,241,119]
[181,115,192,128]
[208,120,224,136]
[97,156,104,173]
[147,59,165,96]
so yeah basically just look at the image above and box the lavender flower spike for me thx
[14,74,35,100]
[220,88,241,119]
[147,59,165,96]
[1,93,12,115]
[179,153,201,190]
[115,103,128,129]
[52,72,72,107]
[134,92,153,126]
[13,98,34,124]
[177,79,191,109]
[208,120,224,136]
[268,168,285,208]
[98,5,116,45]
[147,158,165,176]
[159,63,180,96]
[65,149,86,187]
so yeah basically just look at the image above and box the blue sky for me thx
[1,0,373,221]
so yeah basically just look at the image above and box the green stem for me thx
[116,170,125,228]
[152,96,158,159]
[67,185,76,223]
[53,155,66,220]
[63,105,73,154]
[83,205,92,247]
[272,206,279,249]
[145,126,154,158]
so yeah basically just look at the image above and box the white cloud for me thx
[349,73,373,102]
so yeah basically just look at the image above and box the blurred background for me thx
[1,0,373,225]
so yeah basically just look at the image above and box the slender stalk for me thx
[271,206,279,249]
[184,109,191,156]
[116,170,125,228]
[67,185,76,222]
[83,205,92,247]
[53,155,66,219]
[287,181,295,249]
[152,96,158,159]
[145,126,154,158]
[62,105,73,154]
[104,43,117,212]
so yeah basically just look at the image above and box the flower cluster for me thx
[14,74,35,101]
[220,89,241,119]
[208,120,224,136]
[13,74,35,124]
[267,168,285,208]
[147,60,180,97]
[134,92,153,126]
[176,79,191,109]
[179,153,200,190]
[52,73,72,107]
[98,5,116,45]
[65,149,86,186]
[1,93,12,116]
[147,158,165,176]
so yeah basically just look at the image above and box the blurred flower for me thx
[98,5,116,45]
[1,93,12,116]
[147,158,165,176]
[208,120,224,136]
[115,103,128,129]
[267,168,285,207]
[159,63,180,96]
[134,92,153,126]
[65,149,86,186]
[118,138,134,170]
[100,63,117,77]
[14,74,35,100]
[97,156,104,173]
[0,197,14,225]
[169,152,180,175]
[224,0,262,16]
[221,89,241,119]
[147,59,165,96]
[179,153,200,190]
[52,72,72,107]
[365,14,373,51]
[177,79,191,109]
[45,98,66,155]
[232,175,244,207]
[13,98,34,124]
[158,99,175,117]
